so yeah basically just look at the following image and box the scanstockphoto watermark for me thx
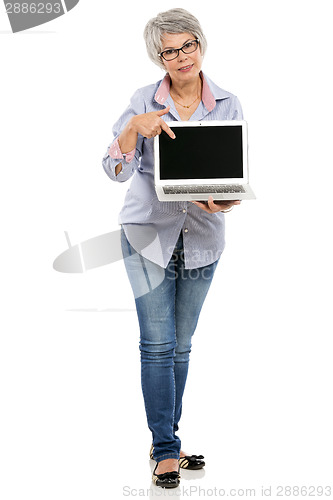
[123,485,257,497]
[122,485,333,497]
[3,0,80,33]
[53,227,220,298]
[165,244,220,281]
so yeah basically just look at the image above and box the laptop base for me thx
[155,185,256,201]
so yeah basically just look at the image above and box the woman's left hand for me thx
[191,196,241,213]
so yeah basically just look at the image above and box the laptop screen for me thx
[158,124,243,180]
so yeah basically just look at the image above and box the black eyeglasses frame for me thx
[158,39,200,61]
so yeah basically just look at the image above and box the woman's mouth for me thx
[178,64,193,72]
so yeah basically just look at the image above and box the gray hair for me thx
[143,8,207,71]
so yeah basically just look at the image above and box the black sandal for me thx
[179,454,205,470]
[150,444,205,470]
[152,463,180,488]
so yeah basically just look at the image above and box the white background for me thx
[1,1,332,498]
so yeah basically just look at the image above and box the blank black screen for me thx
[159,125,243,180]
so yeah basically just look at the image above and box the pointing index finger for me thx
[160,120,176,139]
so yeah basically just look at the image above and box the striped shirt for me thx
[102,71,243,269]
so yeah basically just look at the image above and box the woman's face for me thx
[160,32,203,86]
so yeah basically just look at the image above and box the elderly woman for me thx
[102,8,243,488]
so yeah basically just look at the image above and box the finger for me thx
[155,105,171,116]
[160,120,176,139]
[147,127,160,138]
[191,201,214,213]
[207,196,219,211]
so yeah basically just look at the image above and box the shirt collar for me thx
[154,71,230,112]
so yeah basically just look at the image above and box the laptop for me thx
[154,120,256,201]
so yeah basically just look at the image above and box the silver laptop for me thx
[154,120,256,201]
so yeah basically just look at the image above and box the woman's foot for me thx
[155,458,179,475]
[149,444,205,470]
[178,451,205,470]
[152,461,180,488]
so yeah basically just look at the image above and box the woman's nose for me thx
[178,51,188,62]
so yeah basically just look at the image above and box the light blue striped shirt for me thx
[102,71,243,269]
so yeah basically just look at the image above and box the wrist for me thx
[128,115,138,134]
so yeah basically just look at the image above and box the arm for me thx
[102,93,175,182]
[115,106,175,173]
[102,89,145,183]
[114,119,141,176]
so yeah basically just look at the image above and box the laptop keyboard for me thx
[163,185,246,194]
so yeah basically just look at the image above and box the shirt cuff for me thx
[108,138,136,163]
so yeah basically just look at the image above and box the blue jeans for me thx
[121,226,219,463]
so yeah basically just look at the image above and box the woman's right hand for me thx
[117,106,175,171]
[130,106,176,139]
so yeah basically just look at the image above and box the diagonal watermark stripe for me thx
[53,226,166,299]
[3,0,80,33]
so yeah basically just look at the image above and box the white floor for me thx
[2,302,331,499]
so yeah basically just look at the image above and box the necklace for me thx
[170,93,200,108]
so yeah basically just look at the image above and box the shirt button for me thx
[182,209,186,213]
[184,228,189,233]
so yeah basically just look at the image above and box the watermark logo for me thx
[53,226,166,299]
[3,0,79,33]
[53,225,219,300]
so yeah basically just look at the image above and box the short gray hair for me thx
[143,8,207,71]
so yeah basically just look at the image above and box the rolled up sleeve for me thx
[102,89,145,182]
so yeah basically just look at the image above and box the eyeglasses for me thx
[159,39,199,61]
